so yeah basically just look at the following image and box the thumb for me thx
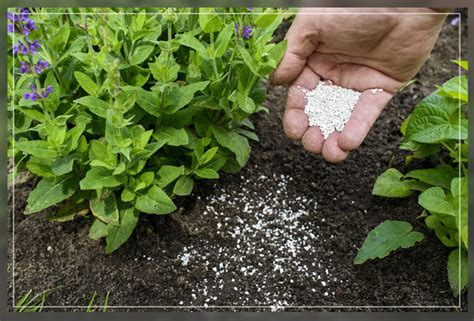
[270,13,319,85]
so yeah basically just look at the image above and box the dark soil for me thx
[7,13,468,312]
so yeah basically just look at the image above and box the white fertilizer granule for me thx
[303,81,361,139]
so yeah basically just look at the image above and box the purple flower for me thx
[23,91,40,101]
[246,7,254,11]
[234,23,253,39]
[43,85,54,98]
[12,41,29,56]
[7,12,19,22]
[20,8,30,19]
[242,25,252,39]
[19,62,31,73]
[451,16,460,26]
[28,40,40,55]
[34,58,49,74]
[22,18,36,36]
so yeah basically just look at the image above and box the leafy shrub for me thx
[8,7,289,253]
[354,60,468,297]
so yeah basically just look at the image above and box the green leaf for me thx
[44,71,60,106]
[173,176,194,196]
[267,40,288,66]
[402,94,465,144]
[80,167,122,190]
[131,9,146,31]
[237,92,256,113]
[235,128,259,142]
[354,220,424,264]
[452,59,468,70]
[134,172,155,192]
[64,124,87,153]
[106,206,139,254]
[404,165,457,190]
[90,192,120,226]
[74,96,110,118]
[164,81,210,113]
[436,75,468,103]
[180,34,209,58]
[74,71,100,97]
[211,126,250,167]
[26,157,55,178]
[153,126,189,146]
[199,147,219,164]
[255,9,279,28]
[50,24,70,52]
[451,177,468,249]
[425,215,458,248]
[447,249,468,297]
[89,219,109,240]
[51,155,77,176]
[136,89,160,117]
[25,177,79,214]
[157,165,184,188]
[149,51,180,83]
[194,168,219,179]
[158,39,180,52]
[198,8,223,33]
[89,140,117,169]
[214,24,233,57]
[129,45,155,65]
[17,140,58,158]
[112,162,126,175]
[121,187,136,202]
[238,46,259,76]
[46,192,89,222]
[400,114,411,135]
[372,168,413,198]
[418,187,456,216]
[135,185,177,215]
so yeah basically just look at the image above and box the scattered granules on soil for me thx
[303,81,361,139]
[166,168,342,310]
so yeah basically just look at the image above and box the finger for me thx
[338,89,393,151]
[270,14,319,85]
[283,67,320,140]
[322,132,349,163]
[302,126,324,154]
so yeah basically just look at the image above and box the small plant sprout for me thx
[355,60,469,298]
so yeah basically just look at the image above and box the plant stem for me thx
[246,74,258,95]
[460,161,468,176]
[38,23,66,91]
[209,32,219,81]
[440,141,456,155]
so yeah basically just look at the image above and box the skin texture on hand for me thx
[271,8,446,163]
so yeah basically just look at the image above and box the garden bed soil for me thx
[7,14,468,312]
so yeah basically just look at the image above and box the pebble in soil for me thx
[134,165,344,311]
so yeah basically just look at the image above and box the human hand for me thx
[271,8,445,162]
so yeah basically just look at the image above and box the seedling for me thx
[355,60,468,297]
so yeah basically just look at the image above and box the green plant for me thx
[354,60,468,297]
[86,291,111,312]
[15,290,48,312]
[15,290,111,312]
[8,7,289,253]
